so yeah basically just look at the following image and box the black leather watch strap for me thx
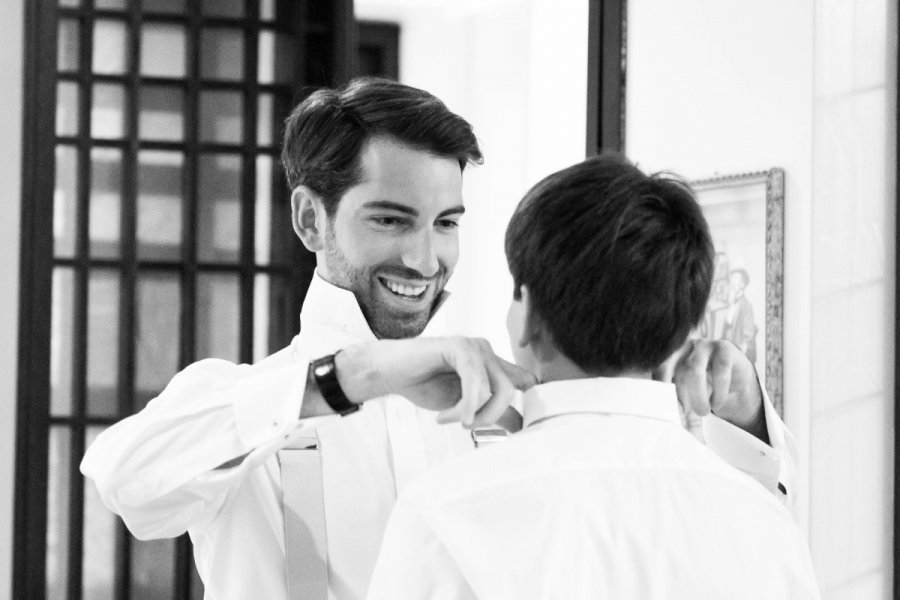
[311,352,359,416]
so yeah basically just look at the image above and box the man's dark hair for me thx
[505,153,715,374]
[281,77,483,216]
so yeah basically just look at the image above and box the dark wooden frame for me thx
[894,0,899,596]
[586,0,626,155]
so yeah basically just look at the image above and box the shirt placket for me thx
[382,395,429,497]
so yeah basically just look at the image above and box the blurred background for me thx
[0,0,895,598]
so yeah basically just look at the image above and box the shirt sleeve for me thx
[702,387,798,518]
[80,355,333,540]
[367,498,477,600]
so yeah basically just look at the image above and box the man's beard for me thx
[322,229,448,339]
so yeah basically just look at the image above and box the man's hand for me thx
[334,337,538,429]
[653,338,768,443]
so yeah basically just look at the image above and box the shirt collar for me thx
[298,270,453,344]
[521,377,682,429]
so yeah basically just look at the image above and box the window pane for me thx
[130,538,176,600]
[258,31,297,84]
[92,83,126,139]
[198,154,241,263]
[90,147,122,258]
[87,270,120,417]
[259,0,275,20]
[58,19,80,73]
[254,155,273,265]
[139,85,184,141]
[257,93,289,148]
[196,273,240,362]
[96,0,127,8]
[200,28,244,81]
[83,428,116,599]
[46,427,71,598]
[93,19,129,75]
[253,273,291,361]
[54,145,78,258]
[136,273,180,410]
[60,0,81,7]
[199,91,242,144]
[141,23,187,78]
[57,81,79,137]
[51,268,75,416]
[138,150,183,261]
[259,0,296,22]
[143,0,184,13]
[202,0,244,18]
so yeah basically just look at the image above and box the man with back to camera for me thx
[365,153,819,599]
[81,78,799,599]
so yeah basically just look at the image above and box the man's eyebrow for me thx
[361,201,419,216]
[437,206,466,218]
[360,201,466,219]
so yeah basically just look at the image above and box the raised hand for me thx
[654,338,768,443]
[334,336,538,429]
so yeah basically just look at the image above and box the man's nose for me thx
[401,230,439,278]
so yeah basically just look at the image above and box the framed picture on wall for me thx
[690,169,785,416]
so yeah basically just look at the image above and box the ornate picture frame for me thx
[690,169,785,416]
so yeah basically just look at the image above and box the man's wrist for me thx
[311,353,359,415]
[333,343,389,405]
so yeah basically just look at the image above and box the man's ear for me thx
[516,285,558,362]
[514,286,544,348]
[291,185,327,252]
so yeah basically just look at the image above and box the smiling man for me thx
[81,78,798,600]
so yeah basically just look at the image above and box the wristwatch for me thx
[311,352,360,416]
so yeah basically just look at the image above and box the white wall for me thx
[627,0,894,598]
[355,0,587,356]
[0,0,24,597]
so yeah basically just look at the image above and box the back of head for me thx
[281,77,483,216]
[505,153,714,374]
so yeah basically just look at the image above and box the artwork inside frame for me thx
[689,169,785,417]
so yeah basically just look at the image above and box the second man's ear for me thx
[515,286,557,361]
[291,185,327,252]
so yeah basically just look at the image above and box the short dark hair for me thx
[505,153,714,374]
[281,77,483,216]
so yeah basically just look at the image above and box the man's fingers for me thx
[438,339,491,426]
[497,357,539,390]
[707,342,734,415]
[673,339,711,416]
[471,354,516,428]
[495,406,523,433]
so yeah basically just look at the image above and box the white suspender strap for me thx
[278,436,328,600]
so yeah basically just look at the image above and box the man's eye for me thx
[436,220,460,230]
[372,216,406,227]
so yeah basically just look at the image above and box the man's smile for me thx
[377,275,432,304]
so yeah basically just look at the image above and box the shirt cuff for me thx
[232,359,310,449]
[702,393,783,494]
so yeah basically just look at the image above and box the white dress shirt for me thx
[82,274,799,600]
[368,377,819,600]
